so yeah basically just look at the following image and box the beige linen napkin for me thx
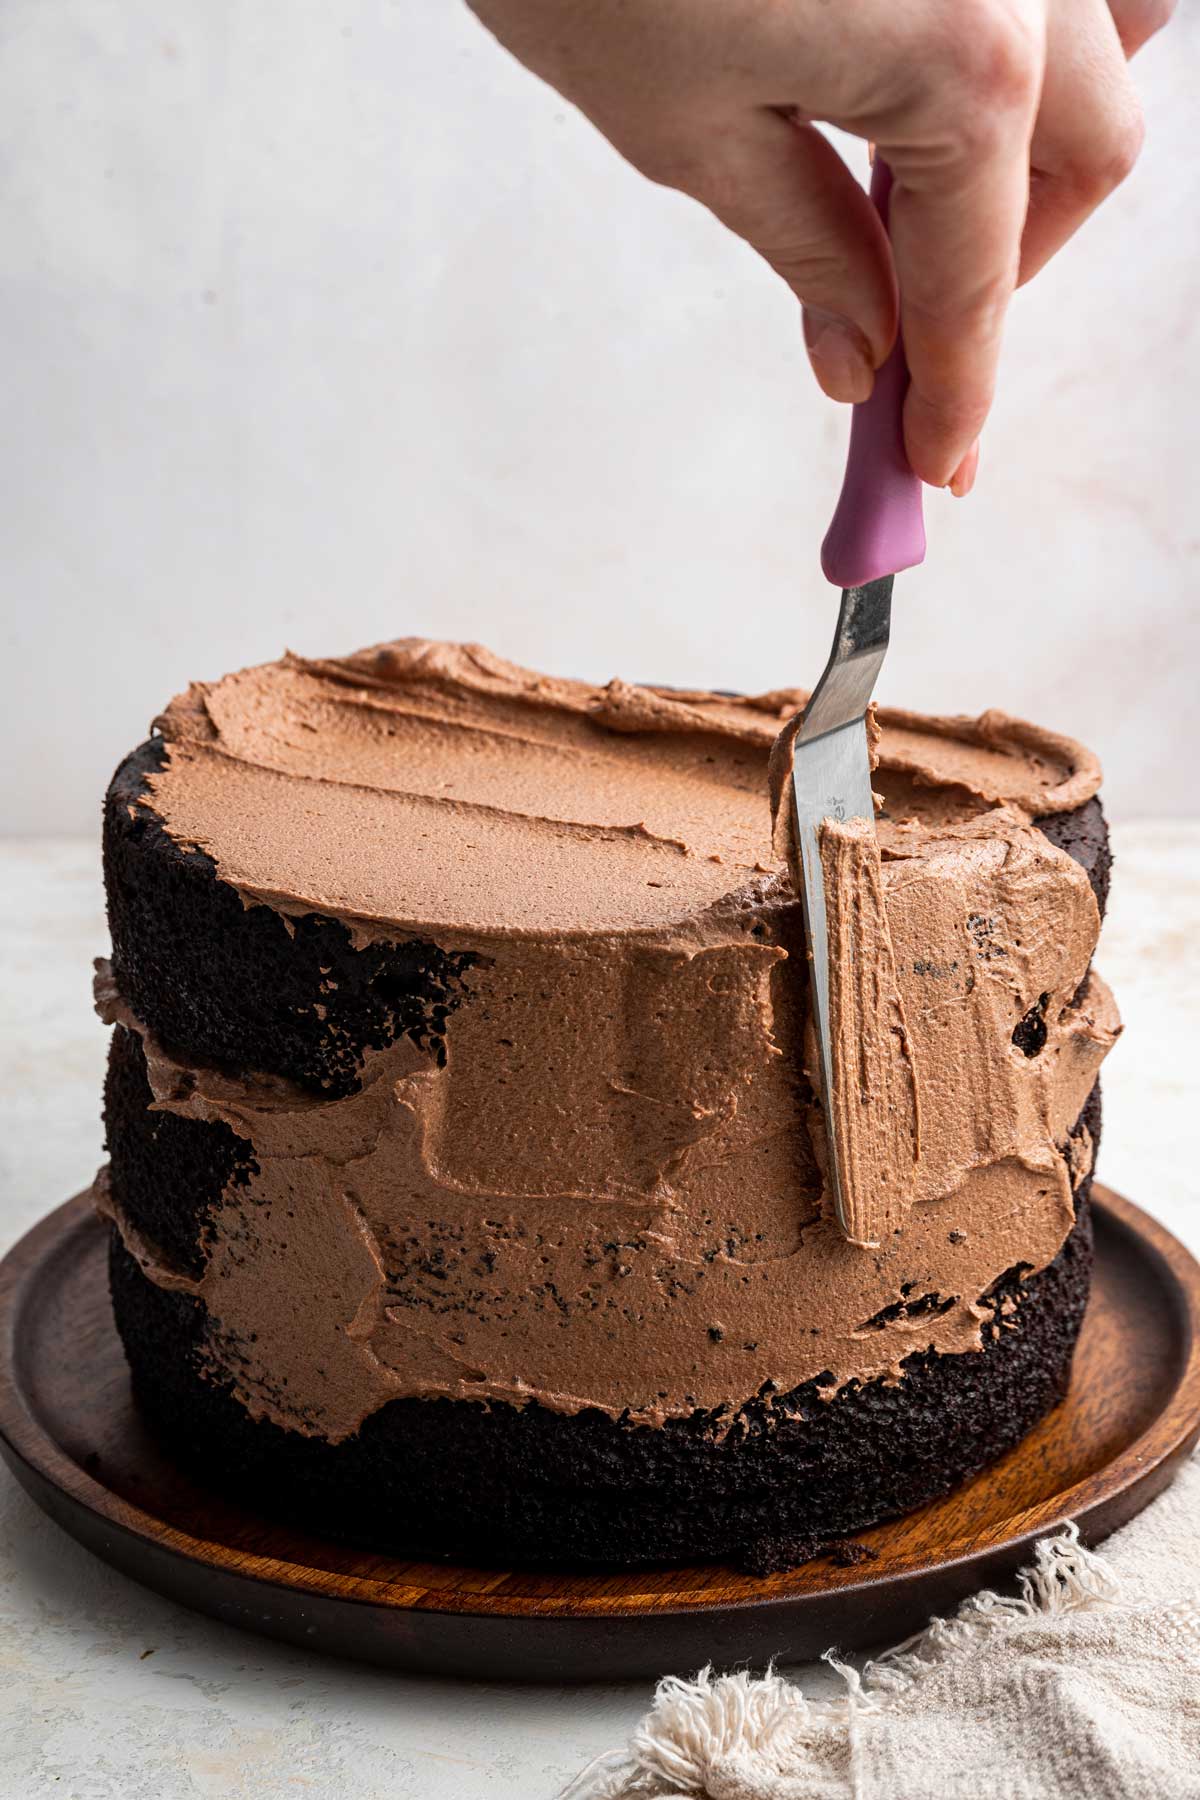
[563,1454,1200,1800]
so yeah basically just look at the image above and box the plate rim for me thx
[2,1184,1198,1628]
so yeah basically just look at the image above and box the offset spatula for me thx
[787,158,926,1242]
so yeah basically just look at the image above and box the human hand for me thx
[467,0,1170,493]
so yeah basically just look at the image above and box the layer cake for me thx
[97,640,1119,1571]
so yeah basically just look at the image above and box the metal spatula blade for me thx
[790,577,892,1235]
[788,157,925,1242]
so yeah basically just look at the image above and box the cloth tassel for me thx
[559,1525,1123,1800]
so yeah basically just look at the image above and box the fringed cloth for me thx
[562,1454,1200,1800]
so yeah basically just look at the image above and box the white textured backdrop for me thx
[1,0,1197,832]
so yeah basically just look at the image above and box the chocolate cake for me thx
[96,641,1120,1572]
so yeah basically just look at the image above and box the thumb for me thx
[658,113,897,402]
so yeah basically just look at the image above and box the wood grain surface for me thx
[1,1185,1197,1681]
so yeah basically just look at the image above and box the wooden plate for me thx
[1,1185,1198,1682]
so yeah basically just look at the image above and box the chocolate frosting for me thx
[99,641,1118,1442]
[816,817,920,1249]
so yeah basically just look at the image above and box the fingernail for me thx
[803,308,874,405]
[948,440,980,498]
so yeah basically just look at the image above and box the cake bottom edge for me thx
[108,1191,1094,1576]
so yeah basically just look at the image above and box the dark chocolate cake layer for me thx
[1036,798,1112,915]
[105,741,477,1098]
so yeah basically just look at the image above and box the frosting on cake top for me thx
[144,638,1101,945]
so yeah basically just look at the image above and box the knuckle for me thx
[758,240,844,292]
[913,388,992,456]
[1106,104,1147,187]
[636,131,747,217]
[941,6,1042,112]
[626,137,705,194]
[1060,101,1145,204]
[907,272,1012,345]
[1118,0,1177,45]
[619,115,725,196]
[907,396,991,484]
[952,105,1020,166]
[902,255,1016,399]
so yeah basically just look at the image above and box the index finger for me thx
[882,33,1042,486]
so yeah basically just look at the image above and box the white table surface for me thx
[2,827,1197,1800]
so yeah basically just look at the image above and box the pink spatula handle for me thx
[820,159,926,589]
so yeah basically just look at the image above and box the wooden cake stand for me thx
[1,1184,1197,1682]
